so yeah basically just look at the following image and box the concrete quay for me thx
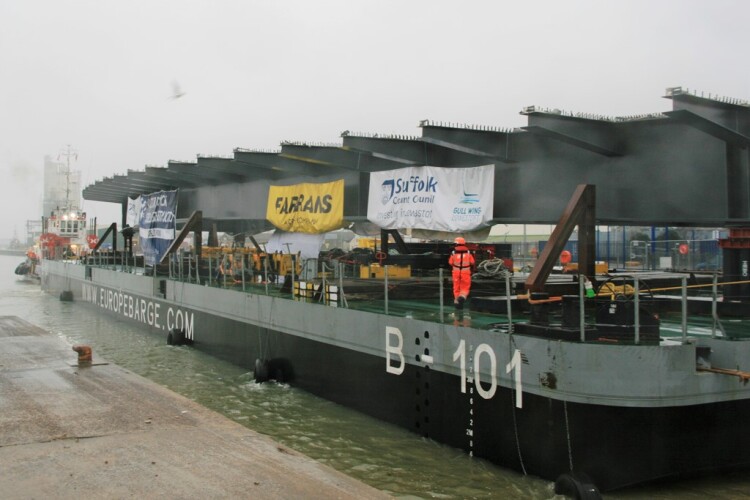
[0,316,390,499]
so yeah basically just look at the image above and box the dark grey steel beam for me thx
[164,162,228,185]
[167,160,198,169]
[81,87,750,227]
[118,172,167,190]
[83,177,147,202]
[280,143,407,172]
[522,126,622,156]
[665,109,750,147]
[81,190,129,203]
[521,113,623,156]
[193,157,258,182]
[84,184,134,196]
[420,123,518,162]
[341,136,423,166]
[142,167,202,188]
[343,133,491,168]
[233,149,320,176]
[122,170,177,190]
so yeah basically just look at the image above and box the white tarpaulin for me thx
[367,165,494,232]
[265,230,324,260]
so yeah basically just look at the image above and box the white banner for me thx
[126,196,141,228]
[367,165,494,231]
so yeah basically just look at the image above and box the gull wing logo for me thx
[381,179,395,204]
[459,170,480,204]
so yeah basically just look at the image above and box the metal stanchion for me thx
[439,268,444,322]
[711,274,718,338]
[505,273,513,333]
[291,255,296,298]
[195,253,201,286]
[241,254,246,292]
[264,257,269,295]
[579,277,585,342]
[682,276,688,343]
[339,262,348,308]
[384,265,389,315]
[634,276,640,345]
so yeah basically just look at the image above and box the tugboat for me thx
[41,208,88,260]
[39,145,91,261]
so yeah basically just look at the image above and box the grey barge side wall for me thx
[41,261,750,408]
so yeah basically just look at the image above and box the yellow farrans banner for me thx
[266,179,345,234]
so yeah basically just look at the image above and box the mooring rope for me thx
[508,333,527,475]
[474,258,513,279]
[564,399,574,472]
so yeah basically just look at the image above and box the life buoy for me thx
[86,234,98,249]
[375,251,387,264]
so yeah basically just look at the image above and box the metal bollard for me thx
[72,345,93,366]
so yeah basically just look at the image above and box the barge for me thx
[41,86,750,493]
[40,256,750,494]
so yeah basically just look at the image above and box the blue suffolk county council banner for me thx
[367,165,495,232]
[138,190,178,266]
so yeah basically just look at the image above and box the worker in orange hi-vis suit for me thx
[448,237,475,309]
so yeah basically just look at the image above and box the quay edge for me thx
[0,314,390,500]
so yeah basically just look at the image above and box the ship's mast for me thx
[58,144,77,209]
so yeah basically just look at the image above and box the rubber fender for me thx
[254,358,269,383]
[554,473,601,500]
[60,290,74,302]
[167,328,186,346]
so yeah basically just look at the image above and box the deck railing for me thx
[71,252,750,341]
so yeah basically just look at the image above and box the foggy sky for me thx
[1,0,748,241]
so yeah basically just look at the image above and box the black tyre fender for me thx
[554,473,601,500]
[254,358,269,383]
[167,328,186,346]
[59,290,74,302]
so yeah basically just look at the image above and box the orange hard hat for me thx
[560,250,572,264]
[454,237,466,245]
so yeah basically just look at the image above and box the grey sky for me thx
[1,0,748,241]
